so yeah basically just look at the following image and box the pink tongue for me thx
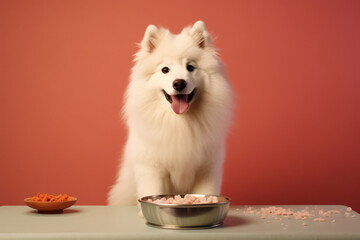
[171,94,189,114]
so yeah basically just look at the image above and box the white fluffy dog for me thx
[108,21,232,205]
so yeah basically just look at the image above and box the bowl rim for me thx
[138,194,231,207]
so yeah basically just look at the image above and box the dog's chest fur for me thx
[130,112,217,192]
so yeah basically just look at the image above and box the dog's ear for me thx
[141,25,161,53]
[190,21,211,49]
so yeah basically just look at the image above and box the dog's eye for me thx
[186,64,195,72]
[161,67,170,74]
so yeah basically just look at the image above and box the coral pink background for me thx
[1,0,359,211]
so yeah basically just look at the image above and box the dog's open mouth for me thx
[162,89,196,114]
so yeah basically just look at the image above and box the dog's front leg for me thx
[191,166,223,195]
[134,163,165,198]
[134,163,165,217]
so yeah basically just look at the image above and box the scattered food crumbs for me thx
[243,206,357,226]
[328,210,341,214]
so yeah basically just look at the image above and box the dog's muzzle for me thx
[162,89,196,114]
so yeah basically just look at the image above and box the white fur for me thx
[108,21,232,205]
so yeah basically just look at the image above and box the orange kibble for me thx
[30,193,72,202]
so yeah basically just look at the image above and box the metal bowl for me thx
[138,194,231,229]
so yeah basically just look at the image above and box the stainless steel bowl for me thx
[138,194,231,229]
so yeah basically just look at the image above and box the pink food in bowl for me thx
[146,194,219,204]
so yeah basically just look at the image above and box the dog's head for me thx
[131,21,222,115]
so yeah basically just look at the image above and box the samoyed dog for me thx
[108,21,232,205]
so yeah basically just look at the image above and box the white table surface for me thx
[0,205,359,239]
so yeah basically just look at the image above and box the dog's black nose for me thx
[173,79,187,92]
